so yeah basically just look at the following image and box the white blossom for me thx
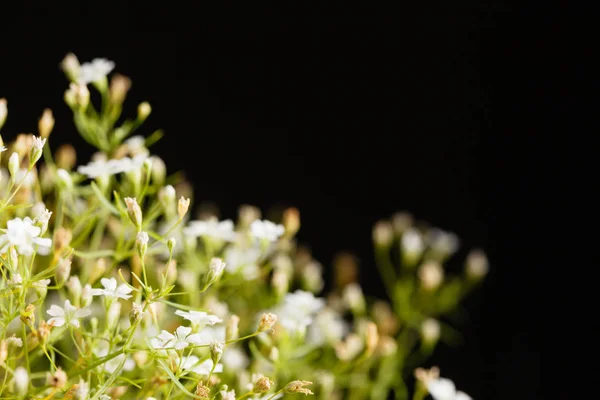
[175,310,222,326]
[307,308,349,346]
[77,154,147,178]
[73,378,89,400]
[150,326,204,350]
[13,367,29,396]
[427,228,460,256]
[426,377,472,400]
[222,346,249,371]
[0,216,52,256]
[183,218,238,242]
[8,273,23,286]
[224,246,262,279]
[32,136,46,152]
[47,299,91,328]
[78,58,115,84]
[250,220,285,242]
[176,356,223,375]
[90,278,133,300]
[402,228,424,255]
[185,325,226,346]
[274,290,325,334]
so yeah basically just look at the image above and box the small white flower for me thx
[0,216,53,256]
[402,228,424,255]
[32,136,46,152]
[47,299,91,328]
[175,310,222,326]
[13,367,29,396]
[150,326,204,350]
[307,308,349,346]
[7,335,23,347]
[185,325,226,346]
[250,220,285,242]
[8,273,22,286]
[78,58,115,84]
[32,279,51,289]
[90,278,133,300]
[224,246,262,279]
[77,154,147,179]
[426,377,472,400]
[177,356,223,375]
[73,378,89,400]
[274,290,325,334]
[222,346,249,371]
[183,218,238,242]
[427,228,460,256]
[35,208,53,226]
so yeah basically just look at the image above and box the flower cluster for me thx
[0,54,487,399]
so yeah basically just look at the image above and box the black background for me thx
[1,2,541,399]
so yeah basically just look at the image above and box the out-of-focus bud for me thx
[35,208,52,236]
[465,249,489,280]
[129,302,145,325]
[371,301,399,336]
[335,333,364,361]
[55,257,72,286]
[373,220,394,247]
[159,185,177,213]
[20,304,36,326]
[271,269,289,298]
[177,196,190,219]
[107,301,121,331]
[418,260,444,291]
[364,322,379,356]
[124,197,143,230]
[301,261,324,293]
[391,211,413,234]
[29,136,46,166]
[282,207,300,237]
[210,340,224,365]
[376,335,398,357]
[81,284,93,308]
[204,257,226,289]
[13,367,29,397]
[89,258,107,284]
[401,228,424,267]
[238,204,261,229]
[107,386,128,399]
[66,276,83,306]
[342,283,366,315]
[54,227,72,254]
[8,152,20,181]
[136,231,149,258]
[426,228,460,261]
[38,109,55,139]
[55,144,77,170]
[149,156,166,185]
[109,74,132,104]
[334,252,359,289]
[37,320,53,345]
[258,313,277,332]
[420,318,441,347]
[0,98,7,129]
[61,53,81,82]
[137,102,152,120]
[253,376,273,393]
[133,351,148,368]
[195,382,210,399]
[56,168,73,190]
[226,315,239,342]
[66,83,90,109]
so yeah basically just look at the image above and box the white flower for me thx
[73,378,89,400]
[90,277,133,300]
[77,154,147,178]
[13,367,29,396]
[0,216,53,256]
[222,346,249,371]
[183,218,238,242]
[78,58,115,84]
[8,273,22,286]
[421,318,441,343]
[250,220,285,242]
[402,228,424,255]
[124,135,149,155]
[32,279,51,289]
[307,308,349,346]
[427,228,460,256]
[32,136,46,152]
[224,246,262,279]
[185,325,226,346]
[0,145,6,153]
[176,356,223,375]
[105,353,136,373]
[175,310,222,326]
[426,377,472,400]
[150,326,204,350]
[47,299,91,328]
[275,290,325,334]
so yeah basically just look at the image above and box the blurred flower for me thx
[0,217,52,256]
[79,58,115,84]
[183,218,237,242]
[77,154,147,178]
[250,220,285,242]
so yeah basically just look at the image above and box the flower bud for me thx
[258,313,277,332]
[418,261,444,290]
[253,376,273,393]
[13,367,29,397]
[342,283,366,315]
[238,204,261,229]
[136,231,149,258]
[61,53,80,82]
[20,304,36,326]
[55,144,77,170]
[158,259,178,287]
[30,136,46,165]
[373,220,394,247]
[210,340,224,365]
[204,257,226,288]
[36,208,52,236]
[109,74,132,104]
[66,276,83,305]
[466,249,489,280]
[0,98,7,129]
[301,261,324,293]
[81,284,93,308]
[283,380,314,395]
[124,197,143,230]
[226,315,239,342]
[137,102,152,120]
[149,156,166,185]
[391,211,413,234]
[420,318,441,345]
[283,207,300,237]
[401,228,424,267]
[107,301,122,331]
[56,168,73,190]
[8,152,20,181]
[39,109,55,139]
[364,322,379,356]
[271,270,289,298]
[334,252,358,289]
[177,196,190,219]
[56,257,72,286]
[129,303,145,325]
[54,228,72,254]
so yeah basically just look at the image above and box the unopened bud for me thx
[466,249,489,280]
[124,197,143,230]
[204,257,226,288]
[132,351,148,368]
[55,144,77,170]
[238,204,261,228]
[401,228,424,267]
[365,322,379,355]
[129,302,145,325]
[54,227,72,254]
[343,283,366,315]
[258,313,277,332]
[56,168,73,190]
[38,109,55,139]
[81,284,93,308]
[271,270,289,298]
[109,74,132,104]
[301,261,324,293]
[283,380,314,395]
[158,259,178,286]
[210,340,224,365]
[0,341,6,364]
[334,252,358,289]
[373,220,394,247]
[226,315,239,342]
[377,335,398,356]
[89,258,107,284]
[37,320,53,344]
[56,258,72,286]
[20,304,36,326]
[30,136,46,165]
[253,376,273,393]
[66,276,83,305]
[0,98,7,129]
[150,156,166,185]
[61,53,81,82]
[8,152,20,180]
[36,208,52,235]
[418,261,444,290]
[177,196,190,219]
[107,301,121,331]
[136,231,149,258]
[420,318,441,344]
[13,367,29,397]
[137,102,152,120]
[67,83,90,109]
[391,211,413,234]
[283,207,300,237]
[195,382,210,399]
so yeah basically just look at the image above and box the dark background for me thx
[1,2,541,399]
